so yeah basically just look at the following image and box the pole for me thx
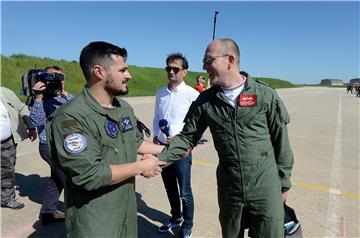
[212,11,219,40]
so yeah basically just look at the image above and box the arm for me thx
[157,100,206,162]
[153,92,161,143]
[6,88,36,138]
[267,91,294,193]
[137,140,164,155]
[110,157,165,184]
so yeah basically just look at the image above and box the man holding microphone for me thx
[153,53,199,238]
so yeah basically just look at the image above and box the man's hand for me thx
[153,136,159,144]
[28,129,37,142]
[282,191,288,203]
[32,81,46,100]
[140,154,166,178]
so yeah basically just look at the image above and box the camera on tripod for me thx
[21,69,64,104]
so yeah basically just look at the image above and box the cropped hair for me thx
[80,41,127,81]
[45,65,64,73]
[219,38,240,65]
[166,52,189,70]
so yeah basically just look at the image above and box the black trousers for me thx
[1,136,17,205]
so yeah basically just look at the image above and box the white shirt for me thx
[153,81,199,144]
[0,100,12,141]
[222,84,245,108]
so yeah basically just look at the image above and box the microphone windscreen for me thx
[159,119,170,136]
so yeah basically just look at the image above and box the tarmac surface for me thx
[1,87,359,238]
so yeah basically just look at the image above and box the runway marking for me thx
[325,94,344,237]
[192,160,360,200]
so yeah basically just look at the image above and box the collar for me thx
[167,81,187,93]
[83,87,121,121]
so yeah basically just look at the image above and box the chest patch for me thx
[64,133,87,154]
[105,121,119,138]
[121,117,133,133]
[239,94,257,107]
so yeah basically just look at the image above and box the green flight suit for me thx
[46,87,143,238]
[158,78,294,238]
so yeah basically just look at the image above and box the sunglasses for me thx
[203,54,229,65]
[165,66,183,74]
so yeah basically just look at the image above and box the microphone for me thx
[159,119,170,137]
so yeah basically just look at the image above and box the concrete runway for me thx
[1,87,359,238]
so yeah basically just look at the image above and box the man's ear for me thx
[93,65,105,80]
[183,69,188,77]
[228,55,236,70]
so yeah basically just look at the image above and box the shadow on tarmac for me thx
[15,172,67,238]
[10,177,176,238]
[137,192,177,238]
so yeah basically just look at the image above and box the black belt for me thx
[1,135,13,144]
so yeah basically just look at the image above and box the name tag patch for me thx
[121,117,133,133]
[64,133,87,154]
[239,94,257,107]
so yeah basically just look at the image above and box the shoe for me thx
[158,217,184,232]
[181,228,192,238]
[1,199,25,210]
[41,210,65,225]
[197,140,204,145]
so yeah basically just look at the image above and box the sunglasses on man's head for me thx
[202,54,229,65]
[165,66,183,74]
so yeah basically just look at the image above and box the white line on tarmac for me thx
[325,94,345,237]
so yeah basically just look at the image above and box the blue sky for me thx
[1,1,359,84]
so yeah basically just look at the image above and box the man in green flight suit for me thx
[156,38,294,238]
[46,41,165,238]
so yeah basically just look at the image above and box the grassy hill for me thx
[1,54,294,100]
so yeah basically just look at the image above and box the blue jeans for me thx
[161,153,194,230]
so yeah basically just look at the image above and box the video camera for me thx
[21,69,64,104]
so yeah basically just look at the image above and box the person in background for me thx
[47,41,165,238]
[156,38,294,238]
[153,53,199,238]
[29,66,74,225]
[1,87,37,209]
[194,75,207,93]
[193,75,209,144]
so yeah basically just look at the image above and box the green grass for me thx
[1,54,295,100]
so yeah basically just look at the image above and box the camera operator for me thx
[29,65,74,225]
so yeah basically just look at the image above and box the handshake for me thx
[139,154,167,179]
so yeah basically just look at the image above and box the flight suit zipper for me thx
[229,104,246,201]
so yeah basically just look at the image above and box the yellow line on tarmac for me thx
[294,180,360,200]
[192,159,360,200]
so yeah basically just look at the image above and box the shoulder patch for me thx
[61,119,79,128]
[64,133,87,154]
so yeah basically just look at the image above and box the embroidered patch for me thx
[105,121,119,138]
[239,94,257,107]
[121,117,133,133]
[63,133,87,154]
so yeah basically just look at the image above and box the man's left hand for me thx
[28,129,37,142]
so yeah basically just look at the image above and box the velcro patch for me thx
[64,133,87,154]
[61,119,79,128]
[121,117,133,132]
[239,94,257,107]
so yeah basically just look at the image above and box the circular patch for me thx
[63,133,87,154]
[105,121,119,138]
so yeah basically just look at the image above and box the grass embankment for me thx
[1,54,295,100]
